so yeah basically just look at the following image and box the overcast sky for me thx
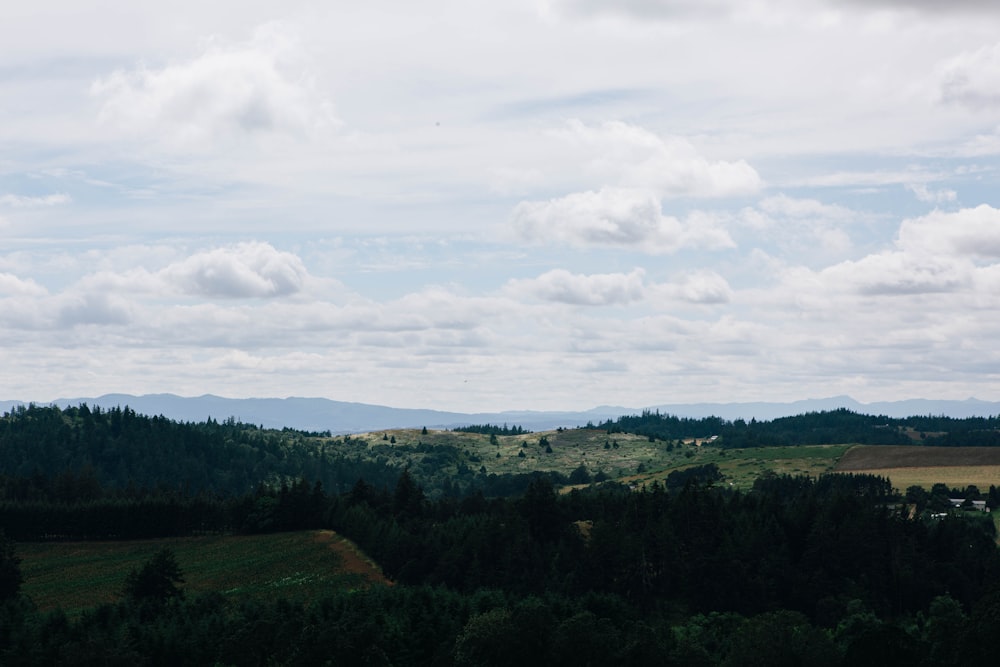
[3,0,1000,412]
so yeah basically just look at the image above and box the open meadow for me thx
[615,443,851,491]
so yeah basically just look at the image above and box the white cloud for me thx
[505,120,757,253]
[821,251,971,296]
[162,242,308,298]
[938,42,1000,110]
[549,0,733,20]
[757,194,853,220]
[897,205,1000,258]
[554,0,1000,21]
[906,183,957,203]
[0,273,47,297]
[510,187,734,253]
[838,0,1000,13]
[91,23,338,149]
[506,268,646,306]
[554,120,762,198]
[956,126,1000,156]
[668,270,733,304]
[737,194,859,257]
[0,193,71,208]
[56,292,133,327]
[778,205,1000,298]
[0,284,133,331]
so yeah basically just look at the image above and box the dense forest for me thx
[3,403,1000,664]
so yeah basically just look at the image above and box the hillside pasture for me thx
[351,426,676,481]
[713,445,851,489]
[619,444,850,491]
[18,530,387,615]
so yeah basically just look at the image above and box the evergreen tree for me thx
[0,529,22,601]
[123,547,185,602]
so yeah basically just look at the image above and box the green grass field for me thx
[18,530,380,615]
[618,444,852,491]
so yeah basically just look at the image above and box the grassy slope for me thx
[18,530,386,615]
[618,444,852,491]
[346,427,671,478]
[340,428,861,491]
[356,427,1000,492]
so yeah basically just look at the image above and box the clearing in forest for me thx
[18,530,388,615]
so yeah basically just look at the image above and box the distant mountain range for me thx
[3,393,1000,434]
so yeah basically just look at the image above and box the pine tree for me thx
[123,547,185,602]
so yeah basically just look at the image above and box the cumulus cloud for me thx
[821,252,970,296]
[938,43,1000,111]
[91,23,338,148]
[784,205,1000,298]
[0,273,47,297]
[507,120,756,253]
[670,271,733,304]
[510,187,734,253]
[555,120,762,198]
[897,205,1000,258]
[0,193,71,208]
[162,242,308,298]
[506,268,646,306]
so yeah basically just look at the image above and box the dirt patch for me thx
[836,445,1000,470]
[312,530,392,586]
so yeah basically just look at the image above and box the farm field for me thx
[849,466,1000,492]
[836,445,1000,469]
[18,530,387,615]
[835,445,1000,491]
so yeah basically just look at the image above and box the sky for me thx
[3,0,1000,412]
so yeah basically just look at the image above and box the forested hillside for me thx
[0,403,385,494]
[5,403,999,504]
[0,404,575,502]
[4,403,1000,664]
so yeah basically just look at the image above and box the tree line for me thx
[595,407,1000,447]
[451,423,531,436]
